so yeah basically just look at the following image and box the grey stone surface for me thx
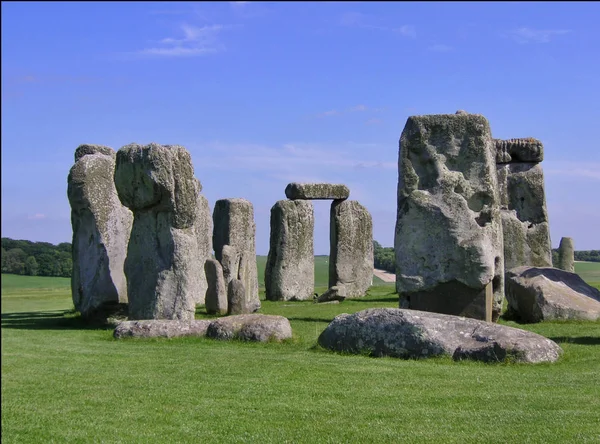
[557,237,575,272]
[497,163,552,270]
[113,320,211,339]
[494,138,544,164]
[193,190,213,305]
[505,266,600,322]
[330,200,374,298]
[318,308,562,363]
[114,143,207,321]
[285,183,350,200]
[316,285,347,303]
[67,146,133,319]
[227,278,247,315]
[204,258,228,315]
[395,113,505,321]
[213,198,260,312]
[265,200,314,301]
[206,314,292,342]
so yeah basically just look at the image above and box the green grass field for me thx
[2,262,599,443]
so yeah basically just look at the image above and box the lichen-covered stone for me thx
[316,285,347,303]
[505,266,600,322]
[557,237,575,272]
[114,143,208,321]
[395,114,504,321]
[206,314,292,342]
[213,199,260,312]
[68,147,133,319]
[204,258,227,315]
[193,191,213,304]
[494,138,544,164]
[318,308,562,363]
[227,278,248,315]
[265,200,314,301]
[113,320,211,339]
[497,163,552,269]
[285,183,350,200]
[329,200,373,297]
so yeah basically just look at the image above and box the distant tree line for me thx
[552,249,600,264]
[1,238,72,277]
[373,240,395,273]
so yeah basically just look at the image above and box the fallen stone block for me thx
[206,314,293,342]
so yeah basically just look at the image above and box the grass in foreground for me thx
[2,265,600,443]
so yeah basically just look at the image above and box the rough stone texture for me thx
[497,163,552,270]
[193,191,213,304]
[557,237,575,272]
[505,266,600,322]
[285,183,350,200]
[318,308,562,363]
[114,143,208,321]
[265,200,314,301]
[204,258,228,315]
[213,198,260,312]
[227,278,247,315]
[316,285,347,303]
[395,114,505,321]
[330,200,374,298]
[67,146,133,319]
[494,138,544,164]
[206,314,292,342]
[113,320,211,339]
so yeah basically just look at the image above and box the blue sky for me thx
[2,1,599,254]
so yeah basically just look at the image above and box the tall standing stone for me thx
[496,138,552,270]
[557,237,575,272]
[395,114,504,321]
[265,200,315,301]
[194,188,213,305]
[67,145,133,319]
[114,143,208,321]
[204,258,227,315]
[329,200,374,297]
[213,198,260,312]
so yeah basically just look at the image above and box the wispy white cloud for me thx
[428,44,454,52]
[27,213,46,220]
[340,12,416,38]
[544,162,600,181]
[136,23,233,57]
[505,27,571,44]
[229,1,269,19]
[365,118,383,125]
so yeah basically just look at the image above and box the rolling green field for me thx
[2,262,600,443]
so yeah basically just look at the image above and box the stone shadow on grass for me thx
[548,336,600,346]
[1,310,115,331]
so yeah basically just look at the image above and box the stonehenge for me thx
[265,183,374,301]
[395,113,504,322]
[496,138,552,270]
[67,144,133,319]
[114,143,210,321]
[557,237,575,272]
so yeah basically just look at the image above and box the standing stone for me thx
[496,162,552,269]
[227,278,247,315]
[194,189,213,305]
[213,199,260,312]
[395,114,505,321]
[114,143,207,321]
[220,244,241,286]
[265,200,314,301]
[557,237,575,272]
[204,258,227,315]
[329,200,374,298]
[67,145,133,319]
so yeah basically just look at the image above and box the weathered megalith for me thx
[193,189,213,305]
[318,308,562,363]
[227,278,247,315]
[505,266,600,322]
[114,142,209,321]
[113,320,212,339]
[204,258,227,315]
[496,138,552,270]
[67,144,133,319]
[285,183,350,200]
[557,237,575,272]
[330,200,374,297]
[316,285,347,303]
[395,113,504,321]
[213,198,260,312]
[265,200,314,301]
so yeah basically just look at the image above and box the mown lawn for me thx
[2,263,599,443]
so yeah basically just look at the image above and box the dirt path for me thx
[373,268,396,283]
